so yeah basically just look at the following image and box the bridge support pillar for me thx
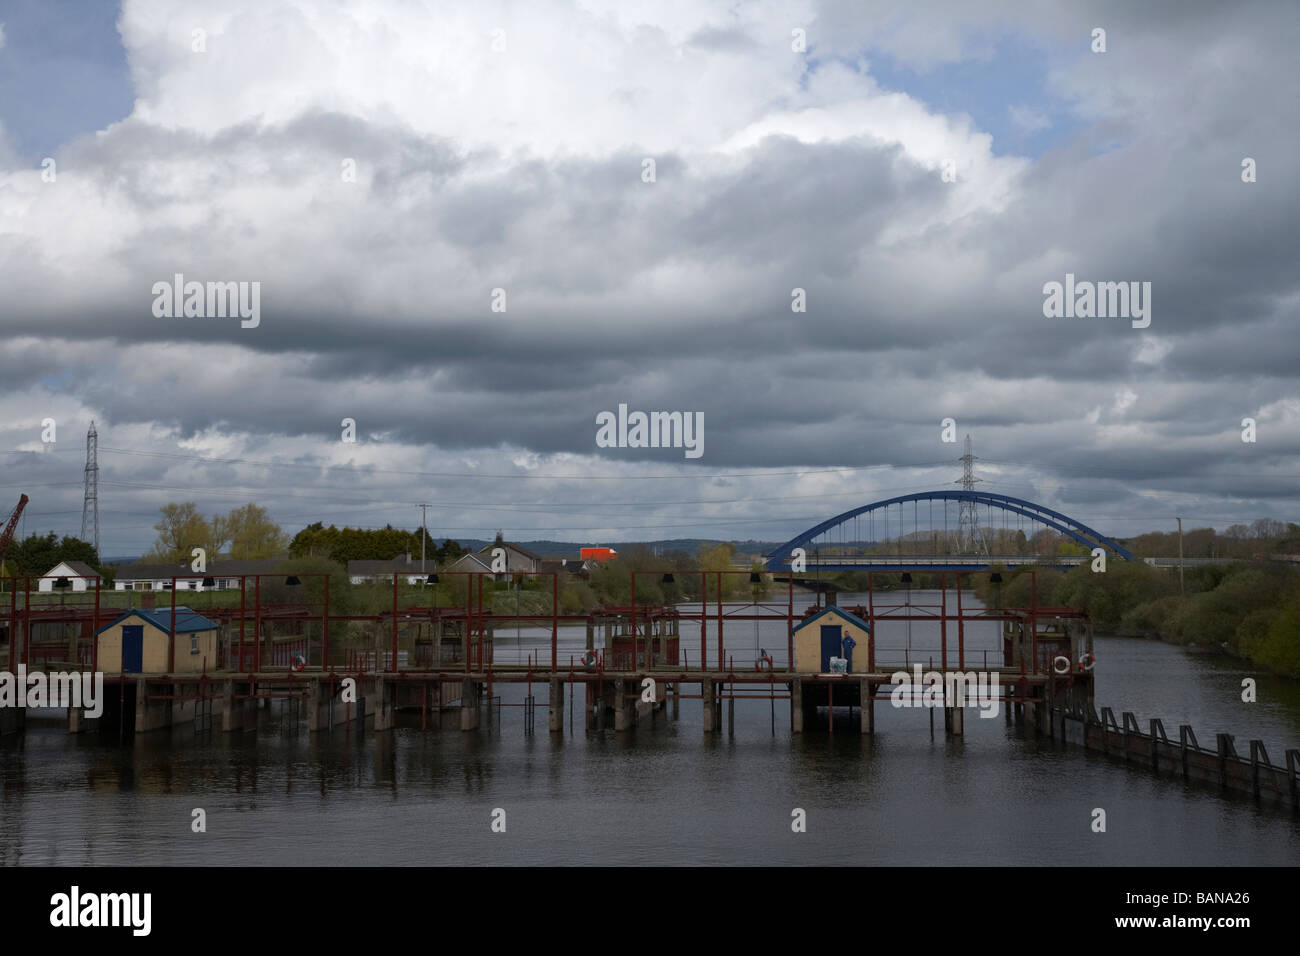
[0,703,24,736]
[68,704,89,734]
[702,678,716,733]
[373,676,394,731]
[133,678,172,733]
[946,704,964,736]
[308,678,325,731]
[859,678,873,734]
[427,680,441,731]
[615,679,634,733]
[220,678,253,732]
[460,678,480,731]
[548,677,563,733]
[791,679,803,734]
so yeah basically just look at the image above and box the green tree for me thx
[223,503,288,559]
[11,531,63,575]
[436,538,468,564]
[148,503,211,562]
[697,541,748,598]
[8,532,100,575]
[207,512,233,557]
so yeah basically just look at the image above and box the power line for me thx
[94,445,960,480]
[23,479,962,516]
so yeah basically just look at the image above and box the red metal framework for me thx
[0,566,1077,680]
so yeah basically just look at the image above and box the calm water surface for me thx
[3,591,1298,865]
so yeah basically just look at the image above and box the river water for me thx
[2,590,1298,865]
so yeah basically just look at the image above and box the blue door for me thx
[819,625,842,672]
[122,625,144,674]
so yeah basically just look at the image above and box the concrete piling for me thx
[702,677,715,733]
[947,703,964,736]
[373,676,393,731]
[859,678,873,734]
[460,677,480,731]
[614,679,633,732]
[549,677,563,733]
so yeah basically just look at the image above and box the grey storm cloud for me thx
[0,0,1297,554]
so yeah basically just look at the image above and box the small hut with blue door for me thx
[95,607,220,675]
[792,605,872,674]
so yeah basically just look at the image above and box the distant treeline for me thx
[1121,519,1299,560]
[967,561,1300,679]
[288,522,468,565]
[826,519,1300,561]
[2,532,100,576]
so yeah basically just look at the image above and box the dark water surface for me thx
[3,591,1298,865]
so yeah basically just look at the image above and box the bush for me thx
[1235,607,1277,660]
[1161,569,1290,649]
[1120,594,1181,636]
[1248,596,1300,677]
[269,555,355,615]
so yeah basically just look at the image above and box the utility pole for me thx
[1176,517,1185,596]
[418,503,430,574]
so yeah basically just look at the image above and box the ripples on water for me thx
[2,592,1298,865]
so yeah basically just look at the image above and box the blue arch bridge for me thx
[763,490,1134,573]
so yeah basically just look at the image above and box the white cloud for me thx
[1,0,1297,550]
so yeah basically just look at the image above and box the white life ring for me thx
[1077,652,1096,672]
[291,653,306,672]
[1052,655,1071,675]
[581,650,597,668]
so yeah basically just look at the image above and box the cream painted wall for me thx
[793,611,872,674]
[97,618,218,674]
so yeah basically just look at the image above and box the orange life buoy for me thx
[582,650,598,668]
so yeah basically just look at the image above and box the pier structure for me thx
[1,567,1296,810]
[0,568,1083,734]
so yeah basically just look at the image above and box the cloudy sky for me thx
[0,0,1296,557]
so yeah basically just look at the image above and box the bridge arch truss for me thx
[763,490,1134,571]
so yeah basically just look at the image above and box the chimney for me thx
[142,591,156,609]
